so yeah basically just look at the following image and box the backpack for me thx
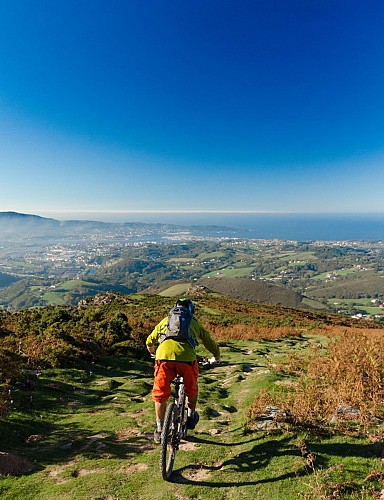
[159,304,198,348]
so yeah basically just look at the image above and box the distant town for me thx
[0,212,383,318]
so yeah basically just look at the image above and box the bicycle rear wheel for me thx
[160,402,178,480]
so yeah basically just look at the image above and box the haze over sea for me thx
[41,211,384,242]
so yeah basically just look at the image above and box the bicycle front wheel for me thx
[160,402,178,481]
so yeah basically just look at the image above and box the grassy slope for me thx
[1,331,383,499]
[158,283,191,297]
[309,270,384,299]
[197,277,303,309]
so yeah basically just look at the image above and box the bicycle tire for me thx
[159,402,177,481]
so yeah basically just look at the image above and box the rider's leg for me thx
[155,400,167,426]
[182,361,199,415]
[187,395,197,413]
[186,395,199,429]
[152,361,175,439]
[182,362,200,429]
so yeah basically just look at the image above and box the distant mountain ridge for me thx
[0,211,185,231]
[0,211,56,221]
[0,211,235,237]
[0,211,149,235]
[0,211,60,228]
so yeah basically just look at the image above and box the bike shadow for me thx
[187,433,263,447]
[174,434,378,487]
[172,435,313,486]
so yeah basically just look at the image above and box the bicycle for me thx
[158,356,219,481]
[159,374,188,481]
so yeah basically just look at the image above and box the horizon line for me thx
[4,209,384,215]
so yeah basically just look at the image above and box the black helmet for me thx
[176,298,194,316]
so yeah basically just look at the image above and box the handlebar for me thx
[197,355,221,366]
[148,351,220,365]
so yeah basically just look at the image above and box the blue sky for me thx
[1,0,384,220]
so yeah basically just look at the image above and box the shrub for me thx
[249,329,384,435]
[0,347,23,416]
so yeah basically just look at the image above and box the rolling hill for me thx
[196,277,305,309]
[1,292,383,498]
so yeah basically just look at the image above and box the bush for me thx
[0,347,23,416]
[249,329,384,435]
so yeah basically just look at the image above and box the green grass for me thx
[41,280,102,305]
[202,267,255,279]
[311,268,358,281]
[301,297,327,309]
[197,251,227,260]
[200,305,223,315]
[1,337,382,499]
[158,283,191,297]
[287,251,318,261]
[42,292,66,305]
[56,279,96,291]
[328,298,384,315]
[167,258,199,263]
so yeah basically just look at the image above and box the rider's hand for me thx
[147,346,156,358]
[209,356,220,364]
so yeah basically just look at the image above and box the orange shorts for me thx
[152,360,199,403]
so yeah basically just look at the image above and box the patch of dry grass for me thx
[249,328,384,436]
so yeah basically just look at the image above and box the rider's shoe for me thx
[153,429,162,444]
[186,411,199,430]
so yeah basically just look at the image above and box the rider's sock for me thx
[186,411,199,429]
[156,418,163,432]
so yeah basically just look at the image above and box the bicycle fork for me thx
[173,379,187,445]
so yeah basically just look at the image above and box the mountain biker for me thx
[146,298,221,444]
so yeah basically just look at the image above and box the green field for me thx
[40,280,101,306]
[312,267,359,281]
[42,291,66,305]
[56,279,96,290]
[301,297,327,309]
[1,334,382,499]
[287,251,318,261]
[328,298,384,315]
[197,251,227,260]
[167,257,199,263]
[202,266,255,279]
[158,283,191,297]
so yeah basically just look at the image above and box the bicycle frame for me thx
[173,376,188,440]
[159,375,188,480]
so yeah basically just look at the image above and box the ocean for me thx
[44,211,384,241]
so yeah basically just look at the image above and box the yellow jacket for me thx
[146,316,220,362]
